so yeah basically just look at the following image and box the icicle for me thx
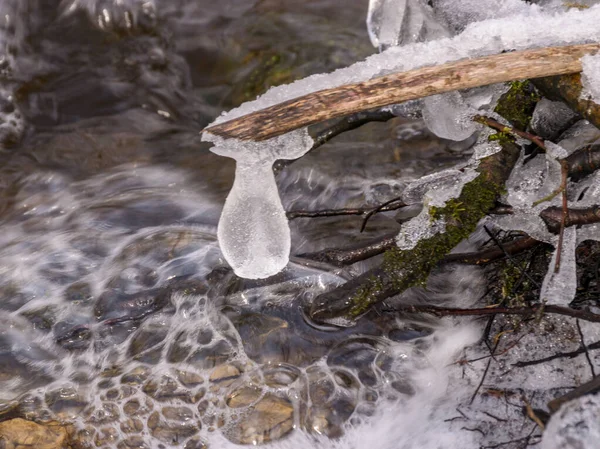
[203,129,313,279]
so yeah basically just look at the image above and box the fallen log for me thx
[204,43,600,141]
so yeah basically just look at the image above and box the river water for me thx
[0,1,584,448]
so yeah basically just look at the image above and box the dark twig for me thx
[483,226,540,288]
[442,236,542,266]
[470,338,499,404]
[297,234,397,267]
[311,109,396,150]
[381,304,600,324]
[286,197,407,221]
[360,197,407,232]
[576,319,597,378]
[474,115,546,150]
[514,339,600,368]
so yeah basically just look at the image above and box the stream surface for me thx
[0,1,498,448]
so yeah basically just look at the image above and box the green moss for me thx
[239,52,295,102]
[488,131,514,145]
[493,80,540,130]
[348,276,385,317]
[345,157,515,319]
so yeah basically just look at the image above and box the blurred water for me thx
[0,1,477,448]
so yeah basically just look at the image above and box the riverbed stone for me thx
[223,393,294,445]
[0,418,71,449]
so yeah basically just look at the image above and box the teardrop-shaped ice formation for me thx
[421,91,478,141]
[203,129,313,279]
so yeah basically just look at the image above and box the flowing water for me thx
[0,1,498,448]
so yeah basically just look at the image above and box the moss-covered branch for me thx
[308,139,521,323]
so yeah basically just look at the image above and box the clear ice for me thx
[203,130,313,279]
[421,91,479,141]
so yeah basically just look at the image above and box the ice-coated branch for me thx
[308,139,521,324]
[205,44,600,141]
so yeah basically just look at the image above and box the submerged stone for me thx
[223,393,294,445]
[0,418,71,449]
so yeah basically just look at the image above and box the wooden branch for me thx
[204,43,600,141]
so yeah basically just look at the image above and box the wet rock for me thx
[209,364,241,387]
[302,397,355,438]
[44,387,88,419]
[123,398,154,417]
[127,318,170,363]
[147,411,200,444]
[0,401,20,422]
[184,436,208,449]
[166,331,193,363]
[143,375,195,403]
[226,386,262,408]
[53,319,92,351]
[0,418,71,449]
[187,340,234,370]
[223,394,294,445]
[117,435,149,449]
[263,364,300,388]
[121,366,151,385]
[94,426,119,447]
[174,370,204,388]
[161,406,195,422]
[230,313,292,364]
[85,402,120,424]
[95,288,172,324]
[20,306,57,332]
[64,282,94,304]
[120,417,144,434]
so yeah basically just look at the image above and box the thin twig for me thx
[474,115,546,150]
[576,319,597,378]
[555,160,570,272]
[297,234,397,266]
[514,339,600,368]
[381,303,600,324]
[484,226,540,288]
[361,196,407,232]
[286,198,407,221]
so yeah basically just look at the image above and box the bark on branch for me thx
[204,43,600,141]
